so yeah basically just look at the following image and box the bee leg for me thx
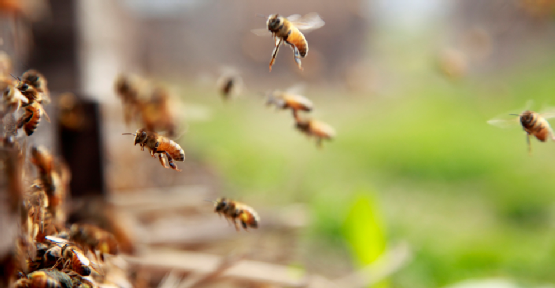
[158,153,169,169]
[233,219,240,231]
[292,110,300,122]
[165,151,182,171]
[293,47,303,70]
[316,137,323,148]
[241,221,248,231]
[269,38,283,72]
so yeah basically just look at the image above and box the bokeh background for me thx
[4,0,555,287]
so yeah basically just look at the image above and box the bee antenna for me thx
[122,133,136,136]
[10,74,20,82]
[509,114,520,116]
[256,13,267,18]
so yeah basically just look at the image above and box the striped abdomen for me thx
[520,111,552,142]
[283,94,313,112]
[158,138,185,161]
[284,27,308,57]
[17,102,41,136]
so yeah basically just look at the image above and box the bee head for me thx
[267,14,283,31]
[134,129,148,146]
[519,110,534,125]
[215,198,227,211]
[295,119,310,131]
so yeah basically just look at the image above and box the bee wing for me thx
[285,83,306,95]
[538,107,555,120]
[251,28,271,37]
[288,12,325,32]
[487,116,520,128]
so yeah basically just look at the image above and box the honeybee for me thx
[15,270,64,288]
[114,73,144,125]
[266,85,313,121]
[139,85,176,136]
[123,128,185,171]
[1,79,28,117]
[30,146,67,224]
[17,101,45,136]
[217,69,243,101]
[295,118,336,147]
[253,13,325,71]
[212,198,259,231]
[69,224,118,258]
[488,109,555,154]
[21,69,50,104]
[59,244,92,276]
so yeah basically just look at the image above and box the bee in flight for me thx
[488,108,555,154]
[253,13,325,72]
[266,84,313,121]
[295,117,336,147]
[123,128,185,171]
[217,69,243,101]
[210,198,259,231]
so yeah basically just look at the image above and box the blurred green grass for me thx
[177,58,555,288]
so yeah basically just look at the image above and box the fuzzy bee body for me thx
[213,198,259,231]
[17,102,42,136]
[254,13,324,71]
[267,91,313,120]
[125,128,185,171]
[295,118,336,147]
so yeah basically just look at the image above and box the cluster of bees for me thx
[0,139,123,288]
[0,59,126,287]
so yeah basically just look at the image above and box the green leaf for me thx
[343,192,387,287]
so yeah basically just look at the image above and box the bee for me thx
[15,270,64,288]
[217,69,243,101]
[114,73,143,125]
[1,79,28,117]
[295,118,336,147]
[253,13,325,71]
[122,128,185,171]
[69,224,118,258]
[21,69,50,104]
[139,85,176,136]
[30,146,67,225]
[59,244,92,276]
[17,100,50,136]
[212,198,259,231]
[488,109,555,154]
[266,85,313,121]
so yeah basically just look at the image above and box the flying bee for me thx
[216,69,243,101]
[488,109,555,154]
[253,13,325,71]
[295,118,336,147]
[21,69,50,104]
[266,84,313,121]
[122,128,185,171]
[114,73,144,125]
[211,198,259,231]
[139,85,177,136]
[69,224,118,258]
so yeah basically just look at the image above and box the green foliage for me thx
[342,192,387,287]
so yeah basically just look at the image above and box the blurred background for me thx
[4,0,555,287]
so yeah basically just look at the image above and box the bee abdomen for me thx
[169,140,185,161]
